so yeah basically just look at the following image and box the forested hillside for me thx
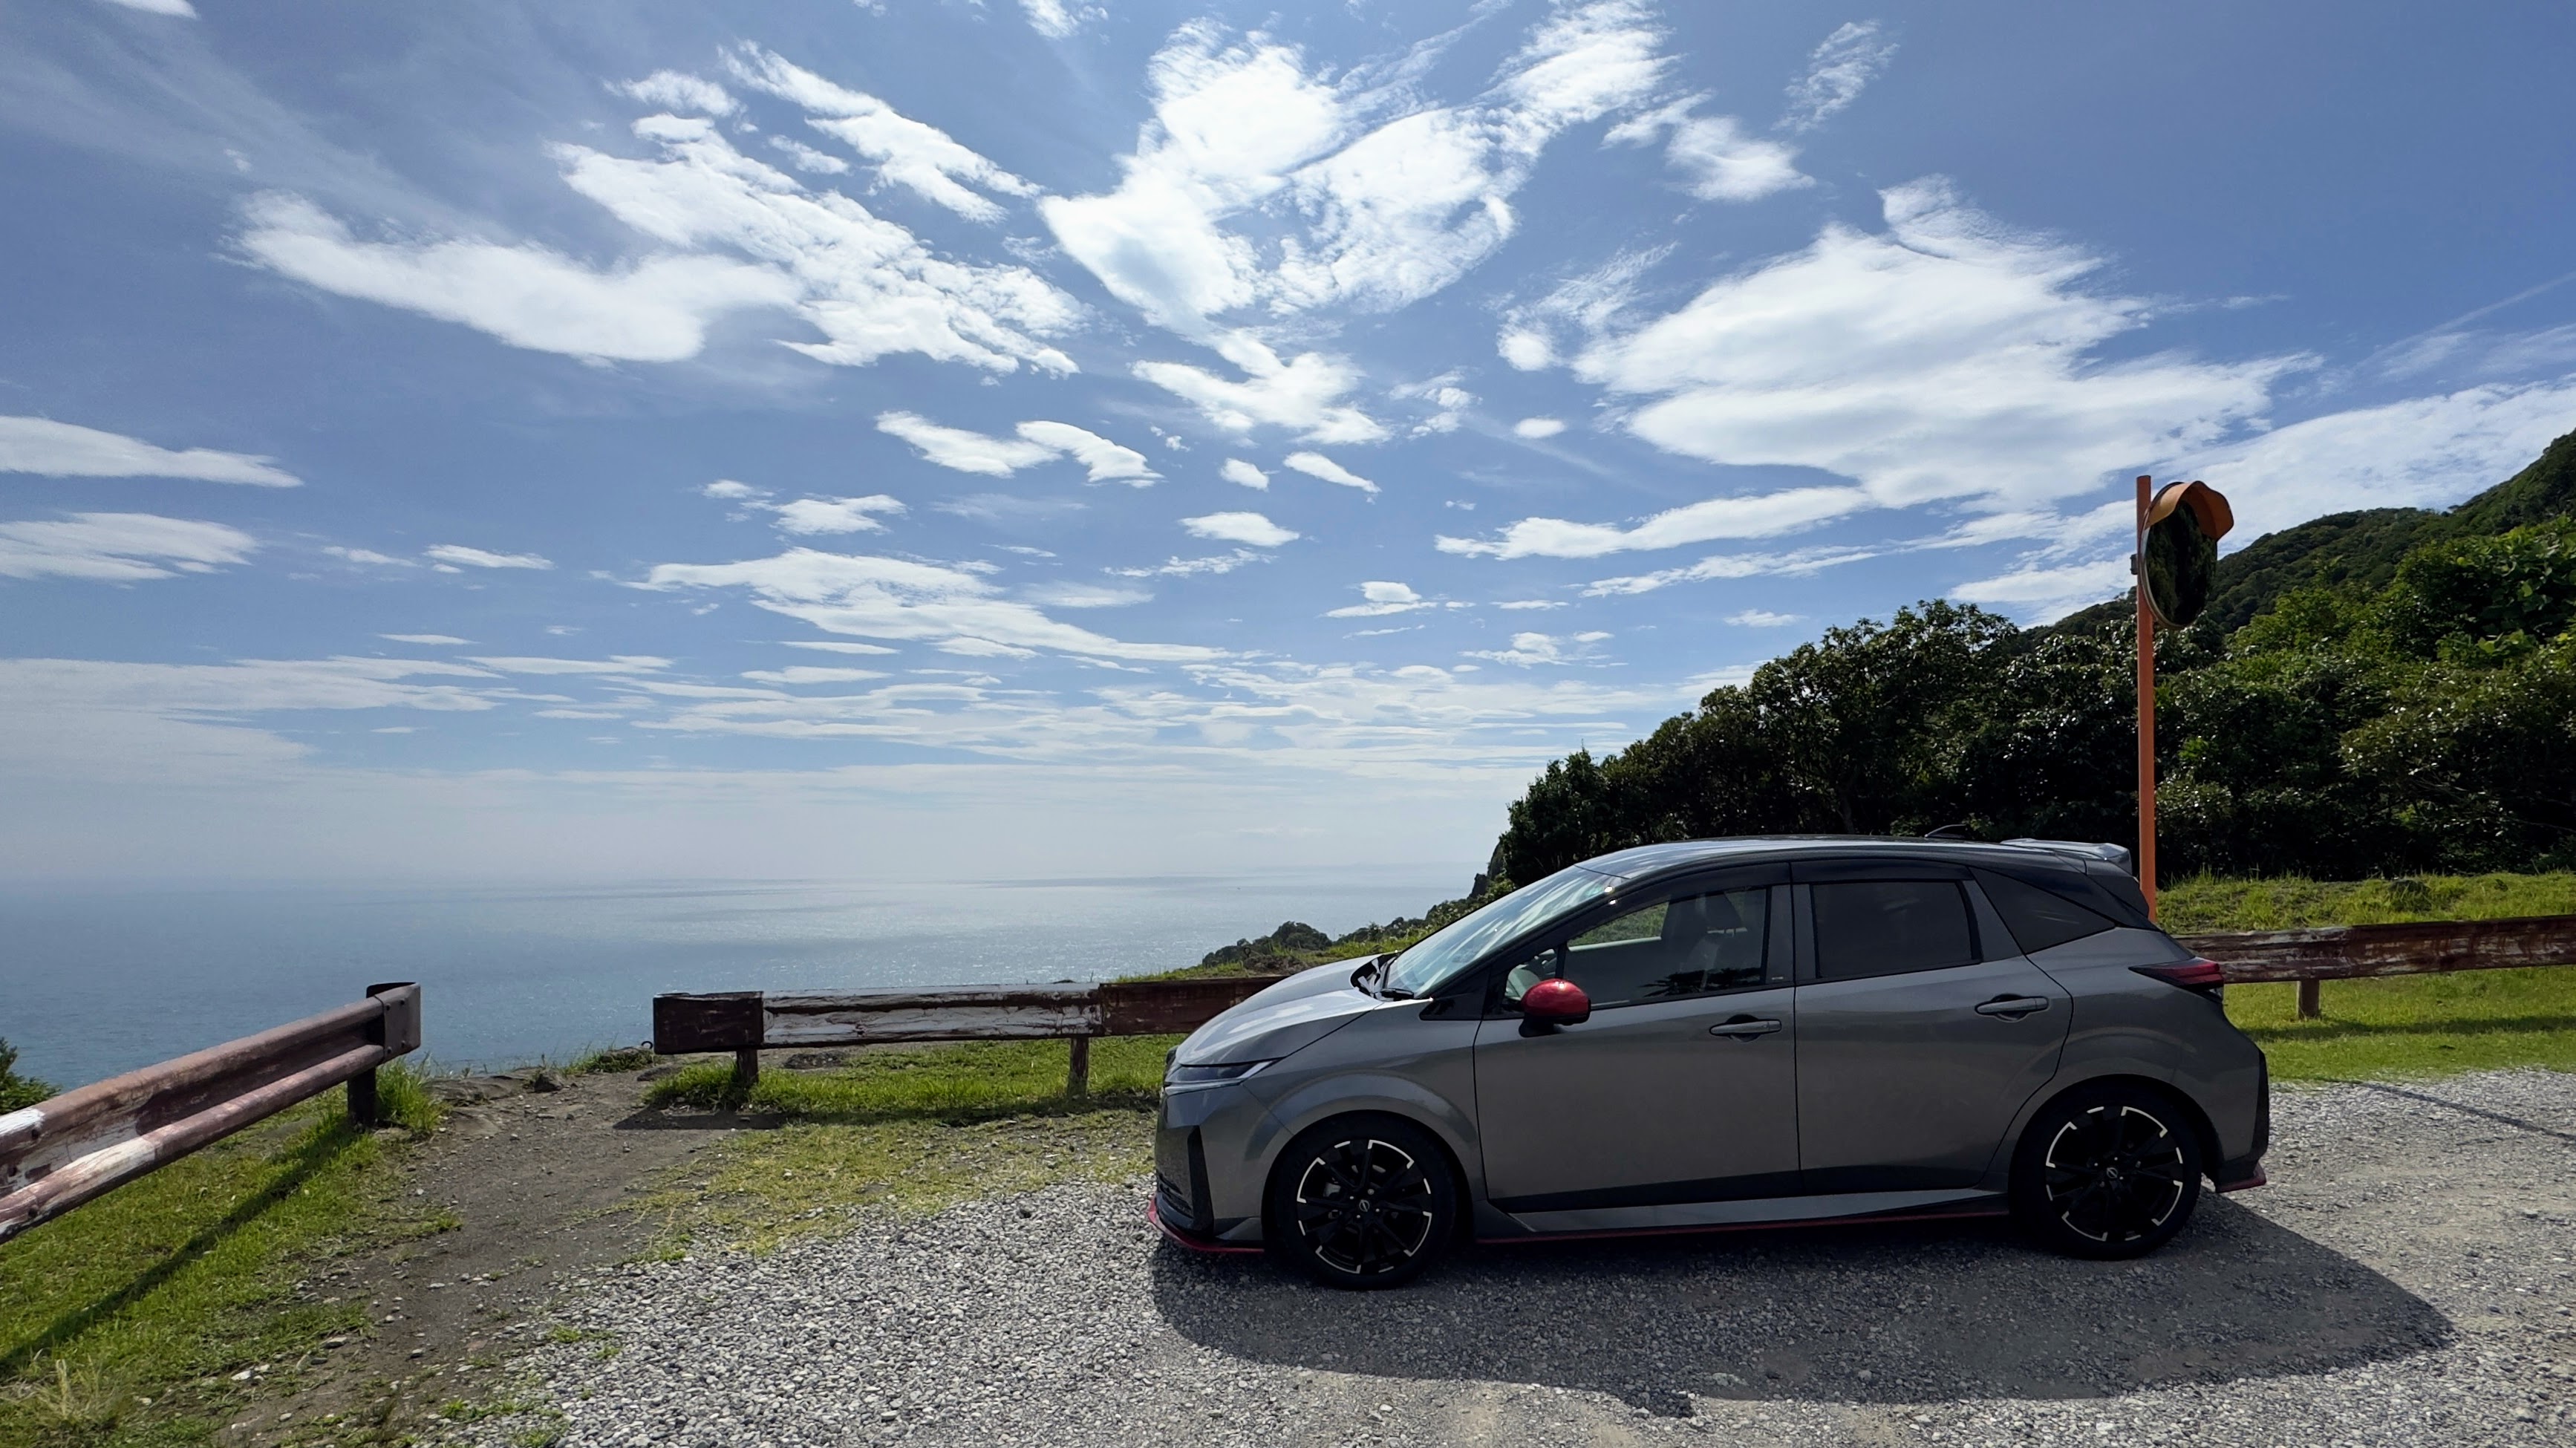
[1485,429,2576,885]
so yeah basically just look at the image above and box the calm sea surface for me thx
[0,867,1468,1087]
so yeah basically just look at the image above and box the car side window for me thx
[1811,880,1977,981]
[1975,868,2119,954]
[1501,887,1770,1009]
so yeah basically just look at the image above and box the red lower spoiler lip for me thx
[2216,1167,2268,1193]
[1146,1195,1262,1255]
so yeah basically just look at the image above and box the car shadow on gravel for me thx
[1150,1197,2451,1415]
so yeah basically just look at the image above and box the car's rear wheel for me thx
[2012,1086,2203,1259]
[1265,1115,1456,1289]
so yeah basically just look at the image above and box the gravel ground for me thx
[443,1071,2576,1447]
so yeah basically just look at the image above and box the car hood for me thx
[1174,956,1386,1066]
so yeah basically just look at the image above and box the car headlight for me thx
[1164,1058,1274,1086]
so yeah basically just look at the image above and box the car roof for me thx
[1578,835,2119,885]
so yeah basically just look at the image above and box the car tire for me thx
[2011,1085,2204,1259]
[1265,1115,1458,1290]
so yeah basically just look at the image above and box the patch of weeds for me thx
[2163,870,2576,933]
[629,1109,1153,1255]
[0,1040,55,1115]
[645,1036,1177,1121]
[565,1046,659,1076]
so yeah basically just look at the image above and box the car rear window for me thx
[1975,868,2120,954]
[1811,881,1977,980]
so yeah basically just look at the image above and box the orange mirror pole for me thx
[2135,473,2157,921]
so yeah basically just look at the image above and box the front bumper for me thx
[1153,1080,1274,1243]
[1146,1193,1261,1255]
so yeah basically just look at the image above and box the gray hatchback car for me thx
[1152,837,2269,1288]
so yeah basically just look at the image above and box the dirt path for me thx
[227,1067,744,1446]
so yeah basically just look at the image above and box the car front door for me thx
[1791,863,2071,1192]
[1473,872,1800,1213]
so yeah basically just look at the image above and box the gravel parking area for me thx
[445,1070,2576,1447]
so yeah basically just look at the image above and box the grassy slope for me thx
[0,1070,444,1448]
[2163,871,2576,1081]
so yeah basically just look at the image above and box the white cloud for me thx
[1464,630,1605,666]
[1607,102,1809,202]
[1022,581,1152,609]
[740,666,887,685]
[98,0,197,14]
[466,656,671,674]
[1014,422,1159,485]
[702,479,760,500]
[767,137,850,175]
[726,46,1038,224]
[425,544,552,570]
[324,546,409,567]
[1513,417,1566,439]
[552,116,1077,373]
[877,413,1156,484]
[1561,180,2291,517]
[1180,511,1299,547]
[1494,599,1565,610]
[1020,0,1083,39]
[1438,484,1868,559]
[1133,336,1386,443]
[769,495,906,535]
[878,412,1057,475]
[1107,550,1265,578]
[643,547,1225,662]
[1582,543,1882,596]
[781,639,899,655]
[1495,246,1669,373]
[1220,458,1269,489]
[1325,580,1432,618]
[381,633,467,645]
[1782,21,1898,133]
[0,512,256,582]
[618,71,739,117]
[0,416,301,487]
[1949,558,2133,623]
[2175,377,2576,541]
[238,193,798,365]
[1726,608,1801,627]
[1281,451,1378,494]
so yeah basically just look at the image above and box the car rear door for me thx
[1790,859,2070,1192]
[1473,868,1801,1213]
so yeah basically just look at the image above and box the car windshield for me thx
[1380,864,1620,997]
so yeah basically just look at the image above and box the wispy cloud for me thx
[769,495,906,535]
[617,71,737,117]
[0,512,255,581]
[425,544,552,570]
[878,413,1156,483]
[0,416,300,487]
[1220,458,1268,489]
[1281,451,1377,494]
[1781,21,1898,132]
[1438,484,1868,559]
[1606,101,1809,202]
[725,45,1037,224]
[1324,580,1434,617]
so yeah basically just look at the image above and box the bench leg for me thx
[2297,979,2321,1020]
[1068,1036,1091,1097]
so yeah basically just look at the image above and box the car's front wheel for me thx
[1265,1115,1458,1289]
[2011,1085,2204,1259]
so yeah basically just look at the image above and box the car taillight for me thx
[2133,959,2227,991]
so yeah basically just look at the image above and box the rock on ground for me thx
[440,1070,2576,1447]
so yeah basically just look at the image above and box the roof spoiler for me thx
[2000,838,2136,875]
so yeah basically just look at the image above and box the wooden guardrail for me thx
[655,975,1288,1093]
[2176,914,2576,1017]
[657,913,2576,1090]
[0,982,422,1244]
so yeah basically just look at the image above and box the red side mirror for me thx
[1522,977,1591,1025]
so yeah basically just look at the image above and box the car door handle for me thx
[1975,995,2052,1019]
[1708,1016,1783,1039]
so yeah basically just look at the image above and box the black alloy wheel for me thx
[1265,1115,1457,1289]
[2012,1086,2203,1259]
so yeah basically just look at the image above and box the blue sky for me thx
[4,0,2574,883]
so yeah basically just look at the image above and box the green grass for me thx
[2155,870,2576,1082]
[632,1037,1179,1252]
[2161,870,2576,933]
[0,1064,443,1448]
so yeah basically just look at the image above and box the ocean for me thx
[0,867,1470,1089]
